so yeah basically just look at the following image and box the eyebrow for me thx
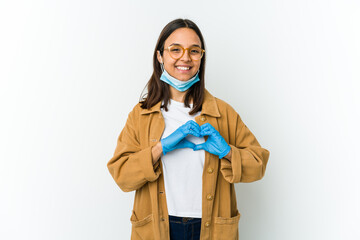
[169,43,201,48]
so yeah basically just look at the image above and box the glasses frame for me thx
[163,45,205,61]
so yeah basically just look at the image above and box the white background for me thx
[1,0,359,239]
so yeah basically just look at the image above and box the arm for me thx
[220,114,270,183]
[107,109,162,192]
[151,142,163,165]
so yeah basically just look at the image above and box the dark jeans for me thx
[169,215,202,240]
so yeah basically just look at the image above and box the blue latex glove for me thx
[161,120,202,155]
[193,123,231,159]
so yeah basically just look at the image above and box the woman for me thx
[107,18,270,240]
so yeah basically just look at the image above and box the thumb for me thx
[181,139,196,149]
[193,143,206,151]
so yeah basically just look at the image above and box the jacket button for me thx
[207,167,214,173]
[201,116,206,121]
[205,221,210,227]
[206,194,213,200]
[161,217,165,221]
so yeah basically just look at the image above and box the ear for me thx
[156,50,163,64]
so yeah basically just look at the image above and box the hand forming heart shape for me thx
[161,120,231,159]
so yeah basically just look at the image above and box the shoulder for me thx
[214,96,241,120]
[124,102,142,123]
[128,101,145,114]
[131,102,143,113]
[213,97,246,132]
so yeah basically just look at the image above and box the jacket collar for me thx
[140,88,221,117]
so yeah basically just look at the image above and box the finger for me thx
[190,122,201,131]
[200,126,214,135]
[189,121,201,132]
[200,124,208,132]
[186,123,201,136]
[186,120,198,128]
[193,143,206,151]
[189,129,201,137]
[200,125,213,134]
[184,120,193,125]
[200,123,211,129]
[202,125,218,136]
[188,120,199,125]
[181,139,196,149]
[182,121,195,133]
[204,123,216,131]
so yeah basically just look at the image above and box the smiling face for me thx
[157,27,202,81]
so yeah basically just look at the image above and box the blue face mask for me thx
[159,62,200,92]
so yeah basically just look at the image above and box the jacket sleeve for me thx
[107,107,161,192]
[220,114,270,183]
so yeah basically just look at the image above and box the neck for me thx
[169,86,193,104]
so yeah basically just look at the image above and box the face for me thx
[157,27,202,81]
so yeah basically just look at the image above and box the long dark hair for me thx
[139,18,206,115]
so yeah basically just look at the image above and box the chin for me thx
[180,73,197,81]
[180,77,192,81]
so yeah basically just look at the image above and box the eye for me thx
[190,47,202,54]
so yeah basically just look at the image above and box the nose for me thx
[180,48,191,61]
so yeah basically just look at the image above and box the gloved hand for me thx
[161,120,202,155]
[193,123,231,159]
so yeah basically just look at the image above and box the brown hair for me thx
[139,18,206,115]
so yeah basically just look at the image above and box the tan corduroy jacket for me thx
[107,89,270,240]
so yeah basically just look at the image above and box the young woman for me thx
[107,18,270,240]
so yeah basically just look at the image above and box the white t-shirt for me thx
[160,99,205,218]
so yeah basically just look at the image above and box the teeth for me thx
[176,66,190,70]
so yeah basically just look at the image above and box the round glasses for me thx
[164,45,205,61]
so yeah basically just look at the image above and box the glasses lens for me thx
[189,46,203,60]
[169,45,184,59]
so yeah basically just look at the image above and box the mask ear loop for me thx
[160,62,164,73]
[159,52,165,73]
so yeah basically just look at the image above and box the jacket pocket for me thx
[213,210,241,240]
[130,210,155,240]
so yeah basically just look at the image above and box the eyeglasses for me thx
[163,45,205,61]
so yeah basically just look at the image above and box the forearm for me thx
[151,142,163,165]
[220,144,270,183]
[107,145,162,192]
